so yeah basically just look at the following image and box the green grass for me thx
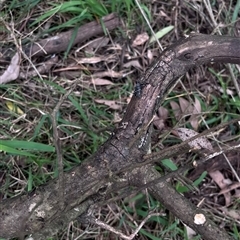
[1,0,144,34]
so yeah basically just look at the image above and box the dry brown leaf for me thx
[157,106,169,120]
[95,99,122,110]
[153,117,164,130]
[209,170,231,206]
[91,78,114,86]
[190,118,199,131]
[179,97,193,115]
[153,106,169,130]
[189,97,202,130]
[170,101,181,120]
[193,96,201,113]
[0,52,20,84]
[6,101,24,115]
[92,70,123,78]
[132,32,149,47]
[77,57,103,64]
[177,128,213,151]
[209,170,228,189]
[77,54,115,64]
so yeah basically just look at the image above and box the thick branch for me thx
[24,13,120,57]
[1,34,240,239]
[128,165,232,240]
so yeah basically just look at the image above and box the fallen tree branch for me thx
[1,34,240,239]
[23,13,120,57]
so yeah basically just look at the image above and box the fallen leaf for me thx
[177,128,213,151]
[132,32,149,47]
[179,97,193,115]
[209,170,231,206]
[0,52,20,84]
[91,78,114,86]
[77,54,115,64]
[93,70,123,78]
[170,101,181,120]
[153,116,165,130]
[95,99,122,110]
[157,106,169,120]
[78,57,103,64]
[153,107,169,130]
[189,97,202,130]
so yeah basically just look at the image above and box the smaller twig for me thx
[91,211,163,240]
[117,118,240,177]
[19,55,58,79]
[144,118,240,163]
[203,0,240,98]
[50,79,82,209]
[127,142,240,194]
[202,143,240,163]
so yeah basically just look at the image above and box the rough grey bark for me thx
[1,34,240,240]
